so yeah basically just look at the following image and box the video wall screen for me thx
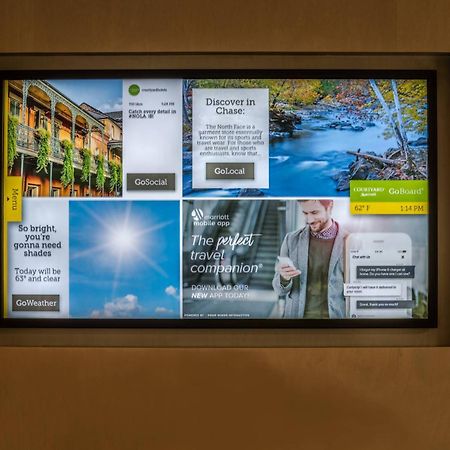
[1,71,436,327]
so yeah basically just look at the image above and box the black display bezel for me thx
[0,69,438,328]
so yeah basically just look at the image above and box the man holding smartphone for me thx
[272,199,348,319]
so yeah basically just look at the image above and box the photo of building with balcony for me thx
[7,79,123,197]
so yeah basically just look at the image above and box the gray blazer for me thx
[272,224,349,318]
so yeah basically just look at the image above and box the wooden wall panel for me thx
[0,347,449,450]
[0,0,449,53]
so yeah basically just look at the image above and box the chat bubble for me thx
[356,301,413,309]
[344,284,401,297]
[356,266,415,279]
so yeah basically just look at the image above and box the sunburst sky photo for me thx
[69,201,180,318]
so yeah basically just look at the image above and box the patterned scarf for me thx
[309,220,338,240]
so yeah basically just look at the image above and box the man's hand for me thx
[279,264,301,283]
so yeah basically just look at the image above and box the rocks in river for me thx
[293,112,302,124]
[270,131,291,139]
[333,147,428,191]
[329,121,366,132]
[334,171,351,191]
[351,164,370,180]
[366,172,383,180]
[333,153,376,191]
[270,108,301,134]
[329,120,351,129]
[311,114,328,120]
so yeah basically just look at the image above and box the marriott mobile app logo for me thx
[191,208,230,228]
[191,208,204,222]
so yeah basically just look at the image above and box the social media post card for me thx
[5,78,185,201]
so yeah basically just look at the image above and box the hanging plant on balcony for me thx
[60,140,74,188]
[96,154,105,191]
[80,148,91,182]
[108,160,122,193]
[118,163,123,189]
[35,128,51,173]
[7,115,19,172]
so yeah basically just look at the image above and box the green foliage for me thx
[35,128,51,173]
[7,115,19,171]
[192,79,427,119]
[185,78,429,142]
[318,80,339,99]
[396,80,427,135]
[80,148,91,183]
[108,160,122,193]
[275,79,322,106]
[194,79,322,108]
[367,79,428,136]
[118,163,123,188]
[96,154,105,191]
[412,291,428,319]
[60,140,74,188]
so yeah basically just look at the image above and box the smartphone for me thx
[276,256,300,279]
[345,233,413,319]
[277,256,295,267]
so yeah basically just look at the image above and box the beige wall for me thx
[0,2,449,449]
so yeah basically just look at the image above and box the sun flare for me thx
[108,224,139,256]
[70,202,174,300]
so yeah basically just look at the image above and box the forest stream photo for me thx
[182,78,428,197]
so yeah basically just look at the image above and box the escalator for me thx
[248,201,280,290]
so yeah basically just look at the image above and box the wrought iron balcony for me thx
[16,122,110,175]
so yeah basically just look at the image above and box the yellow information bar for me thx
[351,202,428,215]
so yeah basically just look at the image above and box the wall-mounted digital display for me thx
[1,70,436,327]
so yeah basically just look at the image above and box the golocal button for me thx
[206,163,255,180]
[127,173,176,191]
